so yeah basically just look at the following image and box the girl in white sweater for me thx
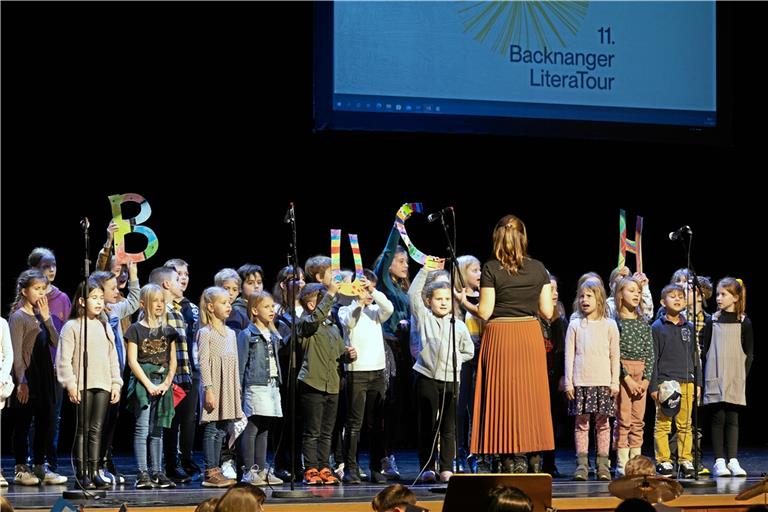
[57,277,122,489]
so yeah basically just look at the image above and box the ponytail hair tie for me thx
[736,278,744,287]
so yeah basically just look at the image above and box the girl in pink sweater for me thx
[564,279,620,481]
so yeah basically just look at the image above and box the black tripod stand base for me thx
[272,489,314,498]
[679,477,716,488]
[63,489,107,499]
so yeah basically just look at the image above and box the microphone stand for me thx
[675,228,714,488]
[65,218,106,499]
[273,204,312,499]
[438,210,464,482]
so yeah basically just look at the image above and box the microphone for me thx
[80,217,90,230]
[427,206,454,223]
[283,203,294,224]
[669,225,692,241]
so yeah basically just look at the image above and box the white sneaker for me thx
[679,460,696,478]
[713,458,731,477]
[727,458,747,477]
[14,464,40,486]
[334,462,345,480]
[439,470,453,483]
[98,468,114,484]
[258,467,284,485]
[222,459,237,480]
[419,470,437,483]
[241,465,267,486]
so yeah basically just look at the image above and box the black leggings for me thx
[74,389,110,464]
[241,415,273,470]
[415,374,457,473]
[710,402,740,460]
[14,395,56,466]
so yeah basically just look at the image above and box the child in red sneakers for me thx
[297,281,357,484]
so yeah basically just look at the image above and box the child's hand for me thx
[455,288,467,306]
[619,266,631,278]
[146,383,161,396]
[204,389,217,413]
[558,376,566,392]
[624,375,642,396]
[16,383,29,404]
[327,279,339,296]
[610,386,619,398]
[346,346,358,361]
[36,295,50,321]
[107,220,119,238]
[110,389,120,404]
[650,391,658,402]
[127,261,138,280]
[633,272,649,288]
[565,388,575,401]
[424,257,445,271]
[356,279,369,302]
[68,387,81,404]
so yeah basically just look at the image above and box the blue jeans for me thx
[134,375,165,473]
[203,420,231,470]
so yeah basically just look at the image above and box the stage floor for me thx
[3,448,767,510]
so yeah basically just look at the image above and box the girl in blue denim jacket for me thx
[237,291,284,485]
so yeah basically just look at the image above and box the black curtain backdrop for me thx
[1,2,765,454]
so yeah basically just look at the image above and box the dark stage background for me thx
[1,2,765,455]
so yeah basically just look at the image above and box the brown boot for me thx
[574,454,588,481]
[202,467,236,488]
[596,455,612,481]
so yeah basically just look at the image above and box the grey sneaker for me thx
[34,463,67,485]
[258,467,284,485]
[241,465,267,486]
[14,464,40,486]
[135,470,153,489]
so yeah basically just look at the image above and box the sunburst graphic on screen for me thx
[459,1,588,54]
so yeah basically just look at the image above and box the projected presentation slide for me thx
[332,2,716,126]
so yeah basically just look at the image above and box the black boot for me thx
[75,460,93,489]
[89,462,110,489]
[500,455,514,473]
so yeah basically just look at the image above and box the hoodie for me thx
[409,268,474,382]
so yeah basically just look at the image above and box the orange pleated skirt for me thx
[471,317,554,454]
